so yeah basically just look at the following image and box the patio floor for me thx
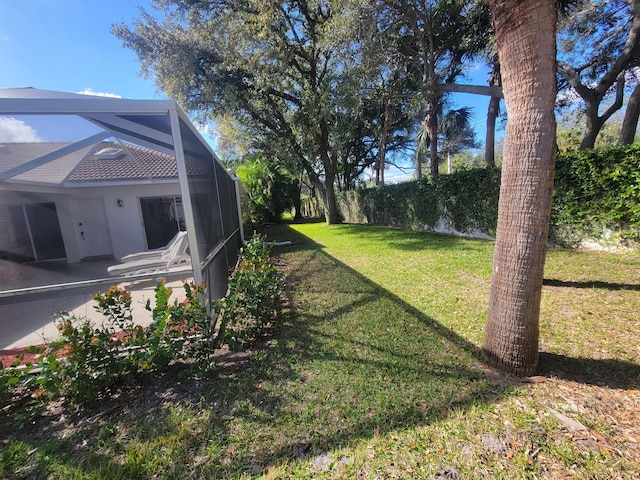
[0,258,193,350]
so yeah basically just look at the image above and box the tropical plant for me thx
[236,155,295,225]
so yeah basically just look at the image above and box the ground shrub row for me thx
[338,167,500,236]
[337,144,640,247]
[0,234,284,407]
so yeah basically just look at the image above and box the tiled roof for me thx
[1,141,209,186]
[0,142,89,185]
[0,142,70,173]
[68,141,176,182]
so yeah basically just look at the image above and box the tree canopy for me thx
[115,0,415,223]
[557,0,640,149]
[114,0,638,220]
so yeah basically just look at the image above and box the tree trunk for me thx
[427,98,439,176]
[414,120,424,181]
[293,172,303,220]
[376,98,394,185]
[581,101,607,150]
[579,73,626,150]
[482,0,557,376]
[437,83,503,97]
[323,168,340,224]
[485,96,500,167]
[485,57,501,168]
[620,83,640,144]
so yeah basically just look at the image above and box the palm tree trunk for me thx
[482,0,557,376]
[427,99,439,176]
[485,57,501,168]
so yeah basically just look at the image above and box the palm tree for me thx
[439,107,477,173]
[414,106,476,175]
[482,0,557,375]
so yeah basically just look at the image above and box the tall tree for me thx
[114,0,381,225]
[557,0,640,149]
[361,3,417,186]
[482,0,557,375]
[378,0,492,178]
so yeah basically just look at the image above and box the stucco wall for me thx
[0,182,183,265]
[75,182,183,262]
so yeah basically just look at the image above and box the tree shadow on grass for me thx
[242,227,640,468]
[208,224,498,470]
[4,222,638,478]
[538,353,640,389]
[543,278,640,291]
[314,222,494,253]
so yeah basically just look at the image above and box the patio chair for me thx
[120,231,187,262]
[107,232,190,277]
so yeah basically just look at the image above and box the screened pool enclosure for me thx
[0,88,243,350]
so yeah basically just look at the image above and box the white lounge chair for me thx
[108,232,190,277]
[120,231,187,263]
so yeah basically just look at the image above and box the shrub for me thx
[27,283,214,404]
[1,235,285,407]
[236,155,296,225]
[215,233,285,351]
[337,147,640,249]
[551,144,640,246]
[337,167,501,236]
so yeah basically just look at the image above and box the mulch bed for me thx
[1,345,53,368]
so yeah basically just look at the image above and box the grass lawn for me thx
[1,221,639,479]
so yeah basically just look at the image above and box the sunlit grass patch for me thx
[2,221,638,479]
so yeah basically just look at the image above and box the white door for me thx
[73,198,112,258]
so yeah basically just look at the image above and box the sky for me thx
[0,1,159,100]
[0,1,493,182]
[0,0,166,143]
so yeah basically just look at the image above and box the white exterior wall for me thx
[74,182,183,262]
[1,181,182,264]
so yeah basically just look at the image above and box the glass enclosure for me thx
[0,88,243,351]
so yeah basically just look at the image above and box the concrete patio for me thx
[0,258,193,350]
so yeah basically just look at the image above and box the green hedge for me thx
[337,145,640,248]
[337,167,501,236]
[551,144,640,246]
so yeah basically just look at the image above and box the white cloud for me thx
[76,88,122,98]
[0,116,42,142]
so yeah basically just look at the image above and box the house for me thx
[0,87,243,302]
[1,139,206,264]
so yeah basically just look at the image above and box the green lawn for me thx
[1,221,639,479]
